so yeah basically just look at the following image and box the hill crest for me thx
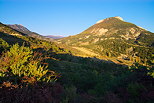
[57,16,154,65]
[96,16,124,24]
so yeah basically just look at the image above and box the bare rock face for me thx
[96,16,124,24]
[96,19,105,24]
[92,38,99,43]
[90,28,108,36]
[114,16,124,21]
[97,28,108,36]
[8,24,30,32]
[129,28,136,34]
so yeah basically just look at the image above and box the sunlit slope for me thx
[0,22,68,54]
[57,17,154,65]
[8,24,54,41]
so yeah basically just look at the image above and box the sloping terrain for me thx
[58,17,154,65]
[0,20,153,103]
[8,24,54,41]
[0,22,26,36]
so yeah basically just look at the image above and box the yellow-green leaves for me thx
[0,43,58,85]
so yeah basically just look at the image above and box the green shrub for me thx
[0,38,9,52]
[62,85,77,103]
[127,82,145,97]
[0,44,59,85]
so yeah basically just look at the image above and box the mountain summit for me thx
[79,16,146,41]
[58,17,154,63]
[59,16,153,45]
[8,24,30,33]
[96,16,124,24]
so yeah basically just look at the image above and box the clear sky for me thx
[0,0,154,36]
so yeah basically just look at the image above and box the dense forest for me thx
[0,21,154,103]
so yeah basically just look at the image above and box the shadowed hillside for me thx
[0,21,154,103]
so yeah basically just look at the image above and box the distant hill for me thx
[8,24,54,41]
[0,19,154,103]
[0,22,66,52]
[45,35,64,39]
[58,16,154,65]
[8,24,30,33]
[0,22,26,36]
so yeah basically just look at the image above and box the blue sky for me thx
[0,0,154,36]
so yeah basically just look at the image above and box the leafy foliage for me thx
[0,38,9,53]
[46,53,154,103]
[0,21,153,103]
[0,44,59,85]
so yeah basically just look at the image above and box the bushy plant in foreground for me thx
[0,43,59,85]
[0,38,9,53]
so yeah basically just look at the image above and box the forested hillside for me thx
[0,21,154,103]
[58,17,154,66]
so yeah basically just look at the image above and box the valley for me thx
[0,17,154,103]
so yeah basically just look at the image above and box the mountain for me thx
[8,24,54,41]
[1,20,154,103]
[8,24,30,33]
[45,35,64,39]
[8,24,64,40]
[58,16,154,65]
[0,22,26,36]
[0,22,63,52]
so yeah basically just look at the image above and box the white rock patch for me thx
[134,32,141,37]
[114,16,124,21]
[96,19,104,24]
[129,28,136,34]
[92,38,99,43]
[97,28,108,36]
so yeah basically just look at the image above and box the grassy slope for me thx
[57,17,154,66]
[0,21,153,103]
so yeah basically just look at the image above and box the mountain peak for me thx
[96,16,124,24]
[114,16,124,21]
[8,24,30,32]
[15,24,24,27]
